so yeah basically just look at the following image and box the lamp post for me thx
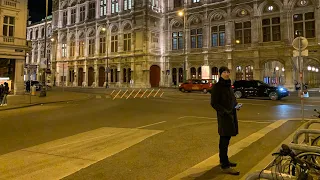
[102,26,109,88]
[178,9,186,82]
[40,0,49,97]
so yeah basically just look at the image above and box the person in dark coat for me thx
[1,82,9,106]
[210,66,240,175]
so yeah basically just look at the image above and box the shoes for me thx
[221,167,240,175]
[228,161,237,167]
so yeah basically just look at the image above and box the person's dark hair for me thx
[219,66,230,76]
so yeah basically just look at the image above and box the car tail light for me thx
[209,83,212,87]
[232,85,234,89]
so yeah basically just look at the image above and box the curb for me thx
[0,94,94,111]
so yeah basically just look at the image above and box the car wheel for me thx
[234,91,242,99]
[203,89,208,94]
[269,92,278,100]
[181,88,185,92]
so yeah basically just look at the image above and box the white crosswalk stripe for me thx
[0,127,162,180]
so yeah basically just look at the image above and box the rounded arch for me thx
[121,20,133,31]
[69,0,77,6]
[208,9,227,22]
[257,0,283,16]
[78,30,85,39]
[109,23,119,33]
[231,5,254,18]
[305,57,320,66]
[259,58,285,67]
[288,0,316,10]
[86,28,95,37]
[59,33,67,42]
[169,18,183,31]
[187,13,204,26]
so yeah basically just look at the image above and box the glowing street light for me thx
[178,10,184,17]
[102,27,106,31]
[275,66,279,71]
[307,66,312,71]
[50,38,54,42]
[236,40,240,44]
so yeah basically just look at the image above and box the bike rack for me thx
[288,143,320,154]
[292,129,320,144]
[245,170,293,180]
[304,120,320,143]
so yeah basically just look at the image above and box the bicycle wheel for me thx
[311,136,320,147]
[289,152,320,177]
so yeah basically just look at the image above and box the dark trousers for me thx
[219,136,231,168]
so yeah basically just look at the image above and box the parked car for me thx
[232,80,289,100]
[179,79,215,93]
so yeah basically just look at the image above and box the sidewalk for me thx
[0,90,92,111]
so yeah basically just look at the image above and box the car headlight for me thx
[278,88,286,92]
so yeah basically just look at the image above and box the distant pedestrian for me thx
[1,82,9,106]
[26,80,31,92]
[0,84,4,106]
[210,66,240,175]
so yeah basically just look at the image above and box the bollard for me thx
[31,86,36,96]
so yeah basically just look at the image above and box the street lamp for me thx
[39,0,49,97]
[307,66,311,71]
[178,9,187,82]
[236,40,240,44]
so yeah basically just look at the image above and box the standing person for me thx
[0,84,3,106]
[210,66,240,175]
[2,82,9,106]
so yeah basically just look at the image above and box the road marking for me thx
[154,89,161,97]
[0,127,162,180]
[120,90,128,98]
[140,89,148,98]
[113,90,121,100]
[178,116,272,124]
[136,121,167,129]
[96,95,102,99]
[134,89,141,98]
[126,90,134,99]
[147,89,154,98]
[169,120,288,180]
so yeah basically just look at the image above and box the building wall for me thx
[26,19,53,81]
[51,0,320,89]
[0,0,29,94]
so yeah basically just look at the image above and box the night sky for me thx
[28,0,52,23]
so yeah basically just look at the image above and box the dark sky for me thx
[28,0,52,23]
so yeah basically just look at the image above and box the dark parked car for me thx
[232,80,289,100]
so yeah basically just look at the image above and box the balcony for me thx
[1,0,17,8]
[0,36,29,47]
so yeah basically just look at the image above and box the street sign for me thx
[293,50,308,57]
[292,37,308,50]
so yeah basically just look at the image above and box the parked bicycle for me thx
[246,144,320,180]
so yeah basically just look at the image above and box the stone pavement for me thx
[0,90,92,111]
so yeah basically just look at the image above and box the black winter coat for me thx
[210,77,239,136]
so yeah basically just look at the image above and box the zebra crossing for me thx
[94,89,165,100]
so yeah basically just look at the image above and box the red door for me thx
[150,65,160,87]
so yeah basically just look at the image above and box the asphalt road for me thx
[0,90,319,180]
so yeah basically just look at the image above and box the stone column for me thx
[65,63,69,86]
[285,58,295,91]
[84,60,87,87]
[74,62,78,86]
[14,59,25,95]
[118,63,122,87]
[94,60,98,87]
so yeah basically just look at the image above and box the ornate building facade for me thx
[0,0,29,94]
[51,0,320,89]
[26,16,53,81]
